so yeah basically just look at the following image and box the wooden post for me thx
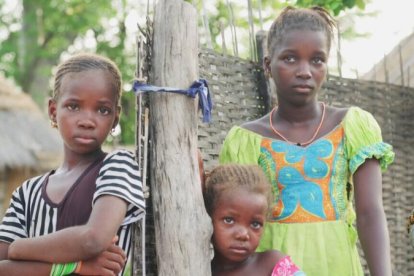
[226,0,238,57]
[149,0,212,275]
[398,44,405,86]
[336,25,342,78]
[256,30,276,111]
[383,54,389,83]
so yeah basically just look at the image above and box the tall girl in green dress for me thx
[219,6,394,276]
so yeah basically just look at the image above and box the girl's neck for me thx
[276,101,322,125]
[60,148,105,172]
[211,254,254,275]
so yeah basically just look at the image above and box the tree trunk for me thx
[149,0,212,275]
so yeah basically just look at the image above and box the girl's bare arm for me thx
[354,158,392,276]
[7,195,127,263]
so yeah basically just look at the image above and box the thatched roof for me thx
[0,75,62,170]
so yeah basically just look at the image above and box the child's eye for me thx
[99,107,111,115]
[312,56,325,64]
[284,56,296,63]
[223,217,234,224]
[251,221,263,230]
[67,103,79,111]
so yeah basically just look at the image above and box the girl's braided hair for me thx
[204,164,273,216]
[52,53,122,106]
[267,6,336,57]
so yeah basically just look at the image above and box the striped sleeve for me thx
[0,186,28,243]
[93,149,145,225]
[0,174,46,243]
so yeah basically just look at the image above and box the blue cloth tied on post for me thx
[132,79,213,123]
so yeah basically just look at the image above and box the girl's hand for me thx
[78,242,126,275]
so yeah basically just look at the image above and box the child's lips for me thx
[74,136,95,144]
[229,245,249,254]
[293,84,313,93]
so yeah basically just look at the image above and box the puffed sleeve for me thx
[219,126,262,164]
[343,106,394,175]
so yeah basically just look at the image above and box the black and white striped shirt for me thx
[0,149,145,273]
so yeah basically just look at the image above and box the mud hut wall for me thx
[198,49,414,275]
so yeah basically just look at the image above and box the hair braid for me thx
[52,53,122,106]
[204,164,273,216]
[267,6,336,57]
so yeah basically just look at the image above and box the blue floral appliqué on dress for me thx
[270,139,333,221]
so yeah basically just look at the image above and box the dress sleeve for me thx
[219,126,262,164]
[343,107,394,174]
[271,255,305,276]
[0,178,35,243]
[93,149,145,226]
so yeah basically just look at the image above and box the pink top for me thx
[272,256,305,276]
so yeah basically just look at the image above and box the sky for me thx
[339,0,414,78]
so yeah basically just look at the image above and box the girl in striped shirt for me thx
[0,53,145,275]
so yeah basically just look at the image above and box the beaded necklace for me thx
[269,102,326,146]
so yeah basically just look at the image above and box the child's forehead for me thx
[63,69,109,80]
[270,29,329,56]
[61,70,114,89]
[213,190,268,217]
[217,188,265,205]
[279,29,327,45]
[58,70,117,99]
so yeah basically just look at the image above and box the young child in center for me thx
[219,6,394,276]
[204,163,304,276]
[0,53,145,275]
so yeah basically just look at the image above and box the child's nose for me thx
[235,227,249,241]
[296,61,311,79]
[78,118,95,129]
[78,112,96,128]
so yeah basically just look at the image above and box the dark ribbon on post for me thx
[132,79,213,123]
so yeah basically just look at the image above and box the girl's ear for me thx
[263,56,271,79]
[112,105,122,129]
[48,98,57,122]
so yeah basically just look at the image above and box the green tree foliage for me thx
[197,0,368,57]
[0,0,138,144]
[295,0,366,15]
[0,0,113,98]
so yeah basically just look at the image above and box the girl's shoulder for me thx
[21,172,51,190]
[326,106,378,133]
[324,105,348,127]
[241,114,273,138]
[255,250,286,274]
[103,149,137,163]
[100,149,139,173]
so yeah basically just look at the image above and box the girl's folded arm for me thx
[7,195,127,263]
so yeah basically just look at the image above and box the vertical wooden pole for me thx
[247,0,256,61]
[398,44,405,86]
[150,0,212,275]
[408,66,410,87]
[226,1,238,57]
[256,30,273,112]
[220,21,227,54]
[383,54,389,84]
[336,25,342,78]
[201,0,213,49]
